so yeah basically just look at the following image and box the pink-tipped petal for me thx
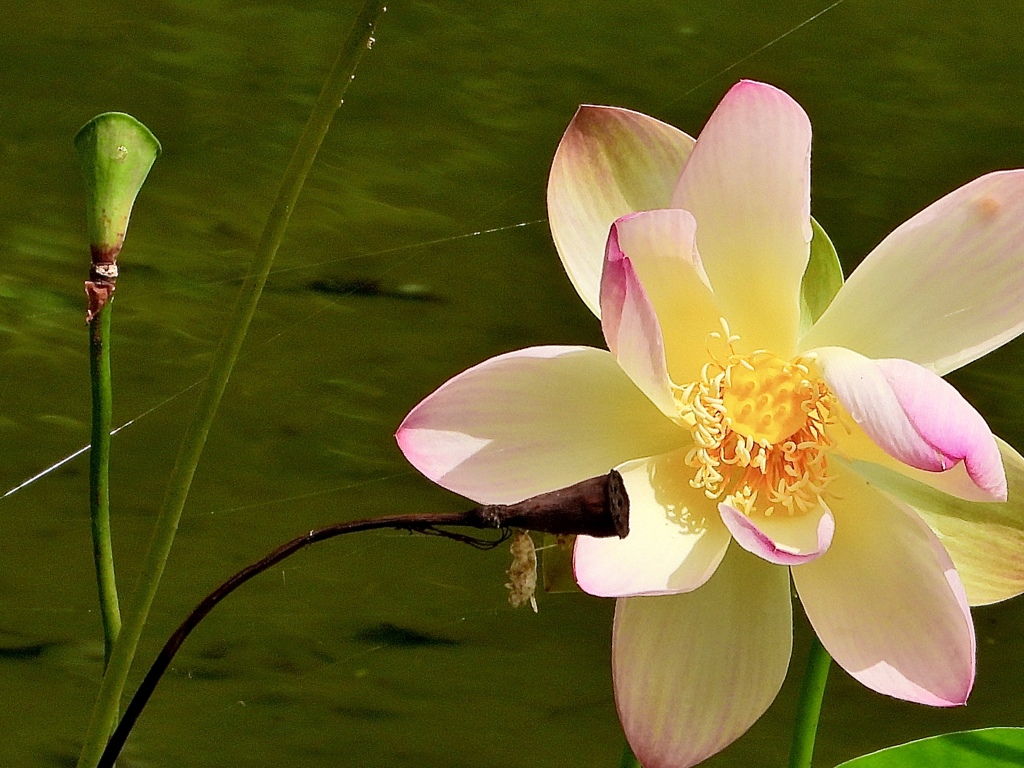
[396,346,686,504]
[548,106,696,316]
[815,346,1005,499]
[719,502,834,565]
[672,80,812,354]
[607,210,723,384]
[601,236,676,417]
[845,438,1024,606]
[793,470,975,706]
[614,545,792,768]
[574,449,731,597]
[800,170,1024,375]
[875,358,1005,499]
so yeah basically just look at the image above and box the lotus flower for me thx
[396,80,1024,767]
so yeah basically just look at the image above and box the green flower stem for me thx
[619,743,642,768]
[788,635,832,768]
[74,3,386,766]
[89,301,120,667]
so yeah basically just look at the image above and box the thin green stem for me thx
[788,634,832,768]
[619,743,642,768]
[89,301,121,667]
[75,4,386,766]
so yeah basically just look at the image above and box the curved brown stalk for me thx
[97,471,628,767]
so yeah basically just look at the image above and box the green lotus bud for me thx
[74,112,160,320]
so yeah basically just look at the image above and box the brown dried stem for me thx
[96,471,628,766]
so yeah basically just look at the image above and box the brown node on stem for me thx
[85,280,115,323]
[84,258,120,322]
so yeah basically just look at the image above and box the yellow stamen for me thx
[675,323,835,519]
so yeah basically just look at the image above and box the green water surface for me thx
[3,1,1024,766]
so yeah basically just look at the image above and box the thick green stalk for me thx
[75,4,386,766]
[89,300,121,666]
[788,635,832,768]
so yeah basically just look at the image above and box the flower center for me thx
[674,322,835,518]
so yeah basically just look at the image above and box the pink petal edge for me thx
[793,471,976,707]
[601,208,722,386]
[547,105,696,316]
[799,170,1024,376]
[396,345,685,504]
[614,545,792,768]
[719,503,834,565]
[671,79,811,354]
[815,346,1005,501]
[875,358,1006,500]
[573,450,731,597]
[600,222,676,416]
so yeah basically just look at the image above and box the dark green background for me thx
[2,1,1024,766]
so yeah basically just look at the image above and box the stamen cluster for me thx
[674,323,834,518]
